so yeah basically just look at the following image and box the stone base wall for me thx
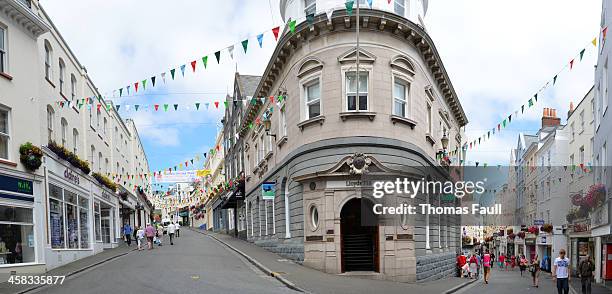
[416,251,456,282]
[254,239,304,263]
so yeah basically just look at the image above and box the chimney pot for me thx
[552,109,557,118]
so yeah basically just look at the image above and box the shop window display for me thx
[0,205,35,264]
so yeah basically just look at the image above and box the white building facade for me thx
[0,0,151,281]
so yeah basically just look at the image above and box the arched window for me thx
[70,74,77,101]
[98,152,102,172]
[90,145,95,170]
[72,128,78,155]
[46,105,55,142]
[60,118,67,146]
[58,59,66,94]
[44,41,52,80]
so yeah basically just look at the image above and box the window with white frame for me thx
[259,133,265,162]
[48,184,89,249]
[59,59,65,94]
[426,103,432,134]
[266,133,272,156]
[604,59,609,114]
[44,41,52,80]
[98,152,102,172]
[304,0,316,15]
[304,79,321,119]
[71,74,77,102]
[60,118,67,146]
[279,103,287,137]
[72,128,78,155]
[0,106,9,160]
[393,77,409,117]
[0,26,6,73]
[346,71,368,111]
[580,110,585,132]
[246,154,250,176]
[394,0,406,17]
[90,145,95,170]
[47,105,54,142]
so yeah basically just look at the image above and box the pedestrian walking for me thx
[510,255,516,270]
[136,226,145,250]
[175,222,180,237]
[122,223,133,247]
[491,252,495,268]
[519,254,527,277]
[499,253,505,270]
[155,224,164,246]
[167,222,176,245]
[144,223,155,250]
[578,255,595,294]
[530,255,540,288]
[552,249,571,294]
[469,254,478,279]
[483,249,491,284]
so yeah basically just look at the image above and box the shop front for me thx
[92,188,119,252]
[44,154,94,270]
[591,200,610,283]
[525,235,536,260]
[0,171,45,281]
[568,219,593,276]
[536,233,553,272]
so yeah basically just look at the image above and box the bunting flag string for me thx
[462,29,605,155]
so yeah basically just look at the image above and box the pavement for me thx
[0,230,292,294]
[458,265,610,294]
[196,228,473,294]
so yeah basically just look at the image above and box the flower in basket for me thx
[517,231,526,239]
[506,228,513,235]
[541,223,553,233]
[19,142,43,171]
[527,226,539,235]
[584,184,606,209]
[570,193,584,206]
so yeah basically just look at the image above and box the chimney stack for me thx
[542,107,561,128]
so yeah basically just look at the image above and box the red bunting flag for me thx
[135,82,139,92]
[604,26,608,39]
[185,161,188,167]
[97,104,101,111]
[270,96,274,103]
[214,101,219,108]
[570,59,574,70]
[255,117,261,125]
[191,60,197,72]
[154,104,159,111]
[272,26,280,41]
[216,145,220,151]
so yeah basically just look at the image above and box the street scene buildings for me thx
[0,0,152,280]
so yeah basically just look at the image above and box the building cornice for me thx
[0,0,49,37]
[239,9,468,137]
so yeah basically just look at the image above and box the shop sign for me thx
[591,203,609,228]
[572,222,591,233]
[101,193,112,202]
[262,182,275,200]
[533,219,545,226]
[0,174,33,195]
[327,180,373,189]
[525,238,536,245]
[64,168,80,185]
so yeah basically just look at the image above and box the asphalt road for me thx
[459,266,556,294]
[35,230,294,294]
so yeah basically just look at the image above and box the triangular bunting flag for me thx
[154,104,159,111]
[151,76,156,87]
[191,60,197,72]
[592,37,597,47]
[173,104,178,111]
[170,69,176,80]
[161,72,166,83]
[570,59,574,70]
[214,101,219,108]
[215,51,221,63]
[241,39,249,53]
[528,98,534,107]
[326,9,334,21]
[289,20,296,33]
[163,104,168,111]
[135,105,140,111]
[134,82,139,92]
[257,34,264,48]
[205,103,209,109]
[521,105,525,113]
[306,13,315,24]
[534,93,538,102]
[272,26,280,41]
[180,64,186,76]
[195,102,200,110]
[142,79,147,90]
[553,75,557,85]
[116,105,121,111]
[346,0,354,16]
[119,88,123,97]
[202,56,208,69]
[579,49,586,61]
[367,0,373,8]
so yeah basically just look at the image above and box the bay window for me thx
[49,184,90,249]
[346,71,368,111]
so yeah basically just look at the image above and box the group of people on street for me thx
[457,247,596,294]
[121,221,181,251]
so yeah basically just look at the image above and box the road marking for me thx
[191,275,200,280]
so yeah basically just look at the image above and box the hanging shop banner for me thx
[154,170,199,183]
[262,182,275,200]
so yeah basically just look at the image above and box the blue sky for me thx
[42,0,601,174]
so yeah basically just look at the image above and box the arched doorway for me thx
[340,198,379,272]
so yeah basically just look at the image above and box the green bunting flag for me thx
[224,101,228,108]
[306,13,315,24]
[241,39,249,53]
[215,51,221,63]
[346,0,354,15]
[142,79,147,90]
[502,119,507,128]
[170,69,176,80]
[579,48,586,61]
[195,102,200,110]
[164,104,169,111]
[528,98,534,107]
[289,19,296,33]
[202,56,208,69]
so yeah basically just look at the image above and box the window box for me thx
[425,133,436,146]
[297,115,325,131]
[391,115,417,129]
[276,136,288,147]
[339,111,376,121]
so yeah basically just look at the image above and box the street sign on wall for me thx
[262,182,275,200]
[534,219,545,226]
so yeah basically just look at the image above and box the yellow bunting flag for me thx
[593,37,597,47]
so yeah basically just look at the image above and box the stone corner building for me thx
[233,0,468,282]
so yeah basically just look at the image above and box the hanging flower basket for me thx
[541,223,553,233]
[528,226,539,235]
[19,142,43,171]
[570,193,584,206]
[506,228,513,235]
[583,184,606,209]
[462,236,472,244]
